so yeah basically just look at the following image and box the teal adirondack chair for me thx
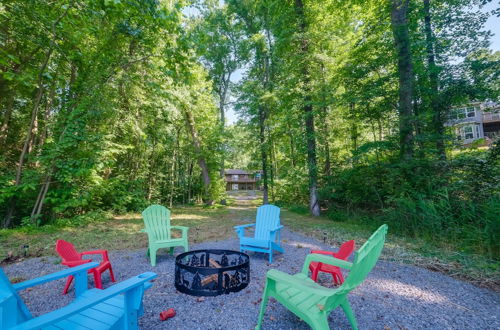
[256,224,388,330]
[0,262,156,329]
[141,205,189,266]
[235,204,284,263]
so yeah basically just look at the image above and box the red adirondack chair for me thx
[55,240,116,294]
[308,240,355,285]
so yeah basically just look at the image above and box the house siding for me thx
[446,102,500,145]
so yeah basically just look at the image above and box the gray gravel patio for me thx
[3,227,499,329]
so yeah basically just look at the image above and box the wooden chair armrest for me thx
[171,225,189,233]
[234,223,255,230]
[13,262,99,291]
[62,259,93,267]
[266,269,334,298]
[270,225,284,232]
[301,254,353,275]
[234,224,255,238]
[310,250,337,257]
[80,250,109,261]
[13,272,157,329]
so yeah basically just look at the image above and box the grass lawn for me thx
[1,191,498,292]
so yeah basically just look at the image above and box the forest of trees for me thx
[1,1,498,258]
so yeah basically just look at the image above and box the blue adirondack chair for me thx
[0,262,156,329]
[235,204,284,263]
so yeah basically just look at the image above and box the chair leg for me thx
[169,247,174,255]
[150,248,157,267]
[341,299,358,330]
[337,271,344,285]
[311,266,320,282]
[332,273,339,285]
[268,250,273,264]
[108,265,116,282]
[256,282,271,330]
[93,270,103,289]
[63,275,74,295]
[183,241,189,252]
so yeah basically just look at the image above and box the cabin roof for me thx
[225,169,249,175]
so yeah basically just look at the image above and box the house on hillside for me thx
[445,102,500,145]
[224,169,260,191]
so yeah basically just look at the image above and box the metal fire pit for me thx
[174,249,250,296]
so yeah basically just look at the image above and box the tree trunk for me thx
[3,47,53,228]
[423,0,446,160]
[180,103,213,205]
[320,66,331,178]
[288,123,296,167]
[0,94,14,151]
[259,105,269,204]
[391,0,414,161]
[295,0,320,216]
[169,147,176,208]
[218,72,231,204]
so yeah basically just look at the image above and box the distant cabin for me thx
[445,101,500,145]
[224,169,261,191]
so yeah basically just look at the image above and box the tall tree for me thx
[294,0,320,216]
[193,3,247,200]
[391,0,414,160]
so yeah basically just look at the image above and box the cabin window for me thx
[232,175,239,180]
[458,124,480,140]
[463,125,474,139]
[450,108,466,120]
[466,107,476,118]
[450,106,476,120]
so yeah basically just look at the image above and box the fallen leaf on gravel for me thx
[384,326,391,330]
[196,297,205,302]
[253,298,262,305]
[270,316,276,321]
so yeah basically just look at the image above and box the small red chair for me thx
[308,240,355,285]
[55,239,116,294]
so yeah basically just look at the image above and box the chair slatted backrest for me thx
[336,224,388,296]
[142,205,171,240]
[56,239,81,263]
[335,240,356,260]
[254,205,280,241]
[0,268,32,328]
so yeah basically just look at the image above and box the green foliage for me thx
[0,0,223,227]
[318,144,500,259]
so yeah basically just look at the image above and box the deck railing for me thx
[483,112,500,122]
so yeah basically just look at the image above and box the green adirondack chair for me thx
[256,224,388,330]
[141,205,189,266]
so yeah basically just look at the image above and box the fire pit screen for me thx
[175,249,250,296]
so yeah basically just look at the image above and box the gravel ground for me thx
[3,228,499,329]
